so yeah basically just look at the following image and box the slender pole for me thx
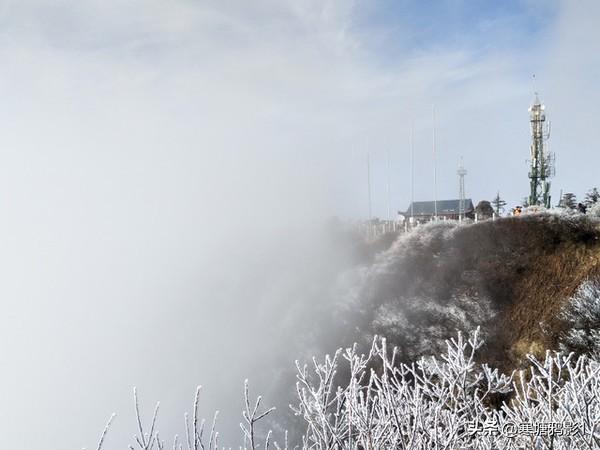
[367,152,372,222]
[433,106,438,220]
[410,122,414,220]
[386,148,391,221]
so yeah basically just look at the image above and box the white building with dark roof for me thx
[404,199,475,221]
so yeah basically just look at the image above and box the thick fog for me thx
[0,1,599,448]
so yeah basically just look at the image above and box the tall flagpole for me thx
[386,148,391,221]
[433,106,438,220]
[410,122,414,220]
[367,151,372,222]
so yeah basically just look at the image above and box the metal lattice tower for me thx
[528,93,554,208]
[457,158,467,219]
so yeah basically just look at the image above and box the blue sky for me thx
[357,0,556,57]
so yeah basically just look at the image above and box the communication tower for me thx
[528,93,554,208]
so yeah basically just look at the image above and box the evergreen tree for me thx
[560,192,577,209]
[475,200,494,219]
[584,187,600,207]
[491,192,507,216]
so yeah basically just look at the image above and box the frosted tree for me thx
[293,328,600,449]
[560,278,600,357]
[475,200,494,219]
[585,187,600,207]
[90,328,600,449]
[589,201,600,218]
[559,192,577,209]
[492,191,507,216]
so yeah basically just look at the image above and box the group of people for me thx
[511,203,588,216]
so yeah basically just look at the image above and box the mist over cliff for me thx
[259,212,600,439]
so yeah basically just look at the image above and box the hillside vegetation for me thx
[351,212,600,371]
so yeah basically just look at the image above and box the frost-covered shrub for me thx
[560,278,600,357]
[294,329,600,449]
[588,202,600,218]
[372,293,496,360]
[293,328,512,449]
[92,329,600,450]
[522,205,548,215]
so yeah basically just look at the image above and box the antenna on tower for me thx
[457,157,467,221]
[527,90,554,208]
